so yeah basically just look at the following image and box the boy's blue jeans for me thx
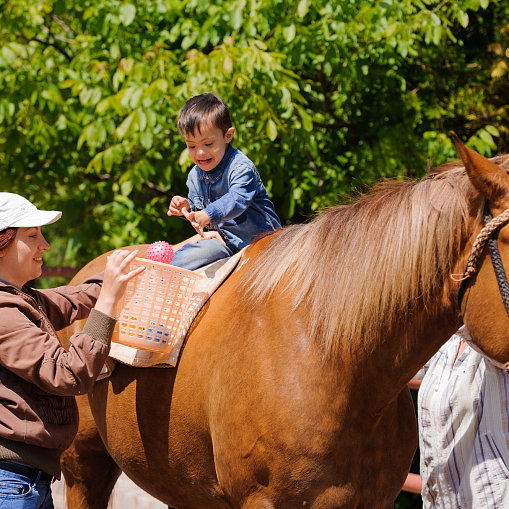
[170,238,234,271]
[0,466,54,509]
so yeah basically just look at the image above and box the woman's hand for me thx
[94,249,145,317]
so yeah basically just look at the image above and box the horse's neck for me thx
[350,283,461,413]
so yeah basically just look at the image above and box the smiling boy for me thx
[167,93,281,270]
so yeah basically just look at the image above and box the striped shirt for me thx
[414,327,509,508]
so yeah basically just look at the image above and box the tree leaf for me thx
[179,148,192,167]
[432,26,442,46]
[224,56,233,74]
[283,24,296,43]
[266,118,277,141]
[60,79,76,89]
[385,24,398,38]
[121,180,133,196]
[110,43,120,60]
[485,125,500,137]
[137,109,147,131]
[103,148,114,171]
[79,88,93,106]
[140,129,153,149]
[119,4,136,26]
[296,105,313,131]
[231,9,243,30]
[479,130,496,148]
[96,99,110,114]
[281,86,292,110]
[297,0,309,18]
[458,10,469,28]
[90,88,102,106]
[116,113,134,139]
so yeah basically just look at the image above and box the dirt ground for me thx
[52,473,167,509]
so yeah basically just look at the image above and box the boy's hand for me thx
[182,208,210,237]
[202,231,226,245]
[167,196,190,216]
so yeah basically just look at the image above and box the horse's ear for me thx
[451,131,509,207]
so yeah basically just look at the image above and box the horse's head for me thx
[452,133,509,366]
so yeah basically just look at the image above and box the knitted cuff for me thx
[81,308,117,347]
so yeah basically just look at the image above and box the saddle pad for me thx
[99,249,245,378]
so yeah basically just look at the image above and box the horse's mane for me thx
[240,155,509,355]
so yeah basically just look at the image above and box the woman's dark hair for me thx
[177,93,232,136]
[0,227,17,251]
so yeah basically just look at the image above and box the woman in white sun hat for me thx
[0,193,144,509]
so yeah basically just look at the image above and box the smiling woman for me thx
[0,193,144,509]
[0,227,51,286]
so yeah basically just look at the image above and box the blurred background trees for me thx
[0,0,507,273]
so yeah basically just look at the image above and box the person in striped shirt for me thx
[414,326,509,508]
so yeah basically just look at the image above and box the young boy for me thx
[167,93,281,270]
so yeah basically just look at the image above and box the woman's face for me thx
[0,227,50,287]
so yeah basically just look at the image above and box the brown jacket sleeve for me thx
[34,272,105,331]
[0,274,116,396]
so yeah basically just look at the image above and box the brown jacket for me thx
[0,274,116,478]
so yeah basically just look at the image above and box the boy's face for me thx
[184,124,234,172]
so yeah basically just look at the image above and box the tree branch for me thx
[359,0,452,46]
[77,172,175,198]
[412,0,452,30]
[312,121,350,130]
[51,14,75,35]
[140,179,174,197]
[264,25,279,42]
[264,4,292,42]
[41,25,75,44]
[16,32,73,62]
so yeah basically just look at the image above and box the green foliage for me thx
[0,0,508,270]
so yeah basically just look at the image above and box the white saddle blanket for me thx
[100,250,245,379]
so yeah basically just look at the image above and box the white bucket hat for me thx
[0,193,62,232]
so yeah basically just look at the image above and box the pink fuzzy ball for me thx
[146,241,174,264]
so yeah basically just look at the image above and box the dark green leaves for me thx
[0,0,507,277]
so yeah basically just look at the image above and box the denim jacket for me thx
[186,145,281,252]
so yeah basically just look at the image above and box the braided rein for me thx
[456,202,509,310]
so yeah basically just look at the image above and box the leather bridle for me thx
[456,201,509,372]
[457,202,509,310]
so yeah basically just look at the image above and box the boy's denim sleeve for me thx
[186,173,198,212]
[204,164,257,226]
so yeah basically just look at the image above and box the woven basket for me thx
[113,258,203,353]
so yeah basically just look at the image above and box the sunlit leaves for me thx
[283,24,296,43]
[266,119,277,141]
[467,126,500,157]
[0,0,506,274]
[119,4,136,26]
[297,0,309,18]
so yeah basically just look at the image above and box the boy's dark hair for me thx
[177,93,232,136]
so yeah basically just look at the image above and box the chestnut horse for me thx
[59,137,509,508]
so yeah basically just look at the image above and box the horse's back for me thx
[63,235,413,508]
